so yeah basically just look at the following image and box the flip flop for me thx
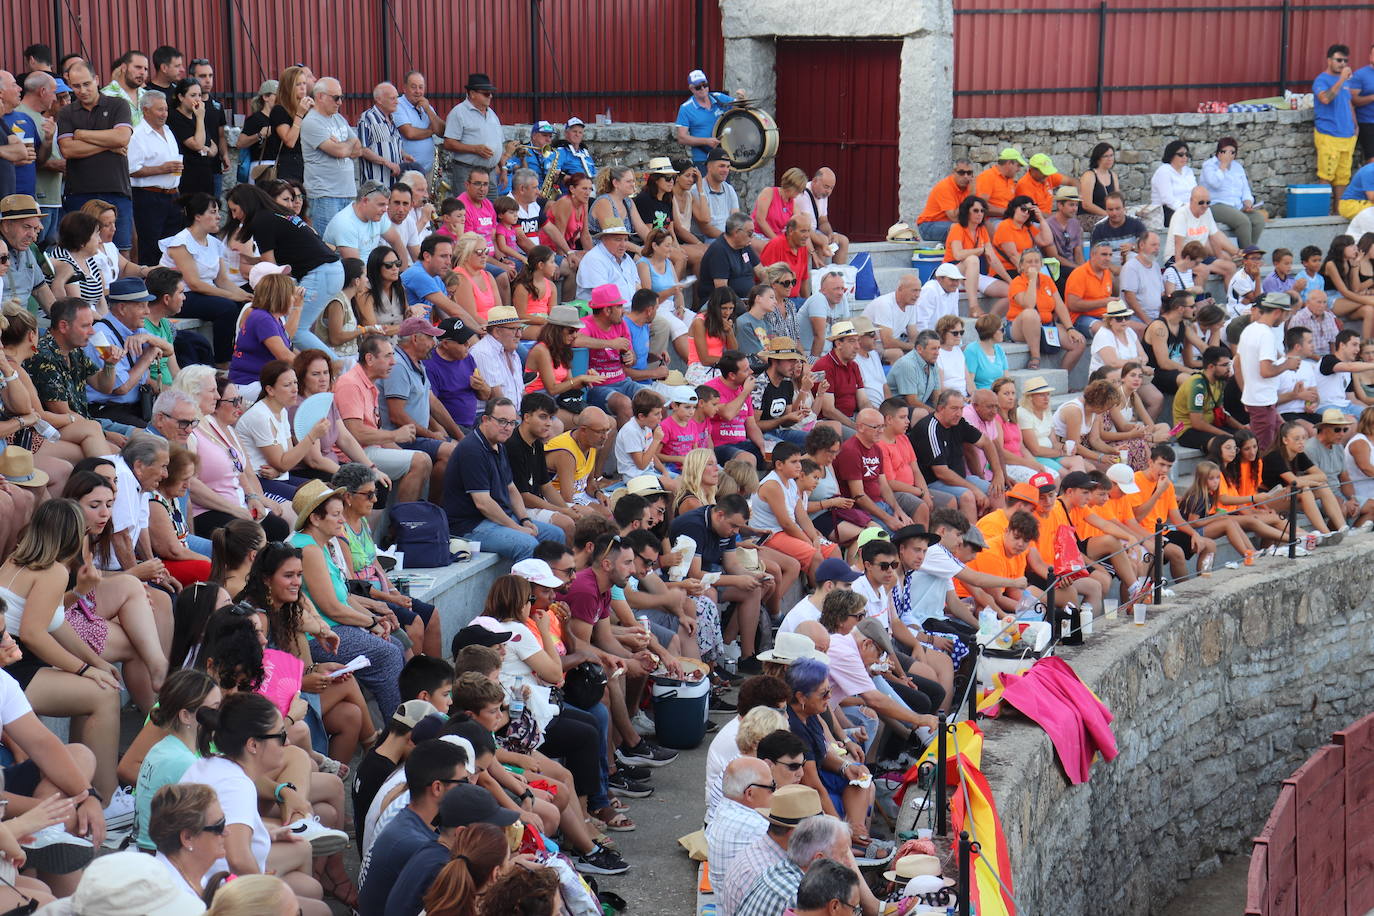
[592,807,636,832]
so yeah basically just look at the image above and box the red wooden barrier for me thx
[1245,840,1268,916]
[1260,783,1298,916]
[1334,713,1374,916]
[1284,745,1345,916]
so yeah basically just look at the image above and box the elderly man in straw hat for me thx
[468,305,526,406]
[575,216,638,302]
[812,321,869,431]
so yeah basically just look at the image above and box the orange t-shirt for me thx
[943,223,991,263]
[1015,173,1065,213]
[975,167,1017,212]
[1064,262,1114,318]
[977,508,1010,542]
[1103,494,1138,532]
[877,436,918,487]
[992,219,1035,271]
[1069,504,1108,539]
[1006,273,1057,323]
[1037,500,1075,565]
[954,535,1027,598]
[919,175,971,225]
[1125,471,1178,529]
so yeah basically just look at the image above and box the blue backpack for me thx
[390,502,452,568]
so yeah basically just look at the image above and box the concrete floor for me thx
[1159,853,1249,916]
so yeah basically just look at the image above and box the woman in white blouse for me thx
[159,193,252,364]
[233,360,329,503]
[1150,140,1196,227]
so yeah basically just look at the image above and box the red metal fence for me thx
[1246,712,1374,916]
[953,0,1374,118]
[5,0,723,122]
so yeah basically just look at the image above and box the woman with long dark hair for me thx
[1078,142,1120,218]
[355,244,410,334]
[157,192,250,363]
[132,669,222,851]
[1320,234,1374,340]
[687,287,739,382]
[524,306,600,427]
[512,244,558,338]
[166,78,218,196]
[944,194,1010,318]
[235,360,330,501]
[1261,420,1347,539]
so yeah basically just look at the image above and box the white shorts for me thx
[365,445,418,482]
[529,507,560,524]
[659,309,690,340]
[976,274,1000,293]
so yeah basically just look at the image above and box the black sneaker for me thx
[715,668,745,685]
[576,844,630,875]
[617,763,652,781]
[736,656,763,675]
[608,772,654,798]
[709,694,738,712]
[615,740,679,768]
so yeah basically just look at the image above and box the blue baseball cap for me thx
[54,77,71,94]
[815,558,862,585]
[108,278,155,302]
[532,120,554,137]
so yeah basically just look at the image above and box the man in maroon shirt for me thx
[813,321,868,431]
[833,406,913,532]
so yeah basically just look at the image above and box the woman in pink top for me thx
[450,231,500,322]
[686,287,739,382]
[513,245,559,340]
[992,376,1058,482]
[751,167,808,240]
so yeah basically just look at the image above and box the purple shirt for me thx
[424,350,480,426]
[229,309,289,386]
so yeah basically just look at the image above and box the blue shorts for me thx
[403,437,451,459]
[587,377,644,408]
[1070,314,1099,336]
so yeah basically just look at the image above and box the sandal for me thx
[1026,356,1041,370]
[319,856,359,909]
[591,807,636,831]
[851,835,895,865]
[609,797,629,812]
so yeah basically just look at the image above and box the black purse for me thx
[561,661,608,709]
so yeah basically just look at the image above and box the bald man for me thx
[1164,184,1239,284]
[796,167,849,266]
[544,406,614,514]
[706,756,775,893]
[835,407,913,531]
[862,273,921,361]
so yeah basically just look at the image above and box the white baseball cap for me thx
[1106,462,1139,494]
[511,558,563,588]
[934,263,964,281]
[671,385,699,404]
[249,261,291,289]
[688,69,708,87]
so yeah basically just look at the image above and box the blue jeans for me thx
[294,260,345,357]
[587,377,644,409]
[918,221,953,244]
[65,193,132,250]
[569,696,612,811]
[769,427,810,448]
[309,196,352,233]
[460,517,565,562]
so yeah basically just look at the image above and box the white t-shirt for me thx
[613,421,656,479]
[0,670,33,738]
[158,229,227,287]
[1316,355,1354,409]
[855,349,886,406]
[390,212,421,253]
[862,292,916,341]
[1088,327,1142,374]
[1237,320,1282,407]
[797,294,848,357]
[1276,359,1319,414]
[234,400,293,481]
[936,346,968,395]
[778,596,822,635]
[914,279,960,330]
[902,543,964,627]
[110,455,151,546]
[851,574,891,627]
[1227,271,1257,318]
[703,716,742,822]
[323,205,387,262]
[491,619,556,730]
[1119,257,1164,321]
[1163,207,1219,262]
[179,756,269,874]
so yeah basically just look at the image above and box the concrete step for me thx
[850,241,919,271]
[1007,366,1068,394]
[873,264,915,296]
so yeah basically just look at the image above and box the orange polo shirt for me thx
[919,175,972,225]
[954,535,1027,598]
[943,223,991,263]
[1015,172,1066,213]
[975,166,1018,212]
[1064,262,1114,318]
[992,220,1035,271]
[1124,471,1178,530]
[1006,273,1057,323]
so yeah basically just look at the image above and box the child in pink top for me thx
[492,196,527,268]
[659,388,712,464]
[435,198,466,240]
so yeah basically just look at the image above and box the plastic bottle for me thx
[509,676,525,716]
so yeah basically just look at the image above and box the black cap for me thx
[464,73,496,92]
[450,624,512,658]
[439,782,521,829]
[1059,470,1096,491]
[706,146,731,163]
[438,317,476,345]
[892,524,939,546]
[409,713,448,744]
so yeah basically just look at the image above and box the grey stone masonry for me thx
[898,538,1374,915]
[952,108,1319,217]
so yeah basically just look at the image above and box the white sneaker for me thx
[22,825,95,874]
[102,786,136,833]
[284,815,350,856]
[1358,520,1374,533]
[914,726,936,748]
[631,711,656,737]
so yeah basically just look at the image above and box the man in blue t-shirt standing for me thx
[674,69,732,167]
[1314,43,1359,211]
[1348,43,1374,164]
[0,70,39,199]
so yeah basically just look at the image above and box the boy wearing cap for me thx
[1125,445,1215,581]
[975,148,1027,218]
[1235,293,1299,452]
[351,699,438,847]
[903,509,1028,634]
[953,509,1039,613]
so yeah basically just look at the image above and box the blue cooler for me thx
[1287,184,1330,218]
[650,673,710,749]
[912,249,944,283]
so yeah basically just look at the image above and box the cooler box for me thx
[650,673,710,749]
[1287,184,1330,218]
[912,249,944,283]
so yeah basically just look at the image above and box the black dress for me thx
[166,109,216,196]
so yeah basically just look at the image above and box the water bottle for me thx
[509,676,525,716]
[34,419,61,442]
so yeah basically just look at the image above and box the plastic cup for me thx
[1103,599,1119,619]
[1133,603,1147,626]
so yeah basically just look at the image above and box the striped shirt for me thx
[720,834,787,916]
[356,105,405,187]
[735,858,804,916]
[49,246,106,308]
[706,798,768,899]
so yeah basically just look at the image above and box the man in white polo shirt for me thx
[914,263,964,331]
[862,273,920,362]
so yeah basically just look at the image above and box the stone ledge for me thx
[898,539,1374,915]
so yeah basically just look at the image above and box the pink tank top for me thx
[525,279,554,317]
[524,344,570,393]
[458,266,498,322]
[765,188,795,236]
[688,319,727,364]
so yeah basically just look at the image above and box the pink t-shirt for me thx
[998,413,1025,457]
[495,223,518,251]
[460,192,497,247]
[579,315,630,384]
[824,632,875,704]
[660,416,710,458]
[707,378,752,444]
[961,404,1000,479]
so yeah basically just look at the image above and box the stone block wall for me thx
[951,108,1319,217]
[944,542,1374,915]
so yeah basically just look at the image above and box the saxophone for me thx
[539,145,562,201]
[429,141,450,230]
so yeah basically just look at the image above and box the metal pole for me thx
[1288,483,1298,559]
[958,830,973,916]
[1094,1,1108,115]
[966,644,979,721]
[222,0,238,115]
[1152,520,1164,605]
[694,0,706,73]
[935,711,948,837]
[380,0,392,84]
[1046,575,1057,648]
[529,0,541,121]
[52,0,64,64]
[1278,0,1292,98]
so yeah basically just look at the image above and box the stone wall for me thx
[922,541,1374,915]
[951,108,1319,218]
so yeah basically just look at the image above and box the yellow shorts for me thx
[1315,131,1358,185]
[1338,198,1374,220]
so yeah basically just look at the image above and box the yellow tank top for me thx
[545,431,597,499]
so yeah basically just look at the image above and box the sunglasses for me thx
[354,489,377,501]
[325,94,343,102]
[747,782,777,793]
[949,329,965,336]
[382,260,401,268]
[256,730,289,745]
[637,554,658,569]
[200,817,227,835]
[870,561,900,571]
[160,415,196,430]
[217,396,244,407]
[774,760,805,771]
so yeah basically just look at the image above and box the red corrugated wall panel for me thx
[954,0,1374,118]
[6,1,722,124]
